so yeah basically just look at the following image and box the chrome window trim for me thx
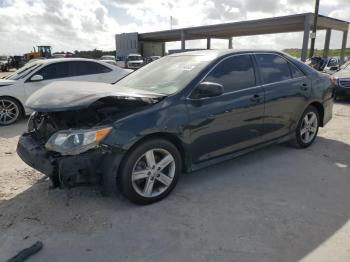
[187,53,257,100]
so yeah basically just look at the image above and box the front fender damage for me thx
[17,81,164,191]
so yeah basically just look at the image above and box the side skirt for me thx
[189,134,293,173]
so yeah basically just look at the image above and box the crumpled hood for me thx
[0,78,16,86]
[26,81,165,112]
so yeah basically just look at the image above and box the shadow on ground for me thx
[335,97,350,105]
[0,117,27,138]
[0,136,349,262]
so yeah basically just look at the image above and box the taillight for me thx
[330,76,338,86]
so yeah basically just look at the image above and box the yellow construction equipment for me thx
[24,46,52,61]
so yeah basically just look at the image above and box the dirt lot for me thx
[0,75,349,261]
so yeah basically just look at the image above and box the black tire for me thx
[118,138,182,205]
[0,97,23,126]
[289,105,320,148]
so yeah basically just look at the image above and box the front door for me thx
[23,61,73,99]
[186,54,265,163]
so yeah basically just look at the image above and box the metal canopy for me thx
[135,12,349,63]
[139,13,348,42]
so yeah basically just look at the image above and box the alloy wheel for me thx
[300,111,318,144]
[0,99,20,125]
[131,148,176,198]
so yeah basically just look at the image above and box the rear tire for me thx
[289,105,320,148]
[118,138,182,205]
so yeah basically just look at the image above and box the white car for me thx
[100,59,118,66]
[0,58,132,125]
[116,54,144,69]
[100,55,116,61]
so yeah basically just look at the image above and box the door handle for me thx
[301,83,309,91]
[250,94,261,103]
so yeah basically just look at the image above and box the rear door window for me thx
[70,61,112,76]
[256,54,292,84]
[203,54,256,93]
[289,62,305,78]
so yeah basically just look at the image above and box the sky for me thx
[0,0,349,55]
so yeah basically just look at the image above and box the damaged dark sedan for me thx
[17,50,334,204]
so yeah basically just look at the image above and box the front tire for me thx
[289,105,320,148]
[0,97,22,126]
[118,139,182,204]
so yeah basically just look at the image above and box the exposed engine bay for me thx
[17,81,165,189]
[28,96,159,144]
[25,81,165,144]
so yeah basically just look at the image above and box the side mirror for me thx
[30,75,43,82]
[192,82,224,99]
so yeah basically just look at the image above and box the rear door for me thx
[186,54,265,163]
[254,53,311,141]
[69,61,114,83]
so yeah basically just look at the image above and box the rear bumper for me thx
[322,97,333,126]
[17,133,124,192]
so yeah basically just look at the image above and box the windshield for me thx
[114,55,214,95]
[0,56,7,61]
[6,62,42,80]
[128,55,142,61]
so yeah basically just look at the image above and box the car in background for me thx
[8,56,26,69]
[100,55,116,61]
[117,53,144,69]
[0,56,9,72]
[0,58,132,125]
[100,60,118,66]
[323,57,341,74]
[99,55,118,67]
[145,56,161,64]
[331,61,350,99]
[307,56,341,75]
[16,50,333,204]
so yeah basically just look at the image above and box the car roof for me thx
[168,49,288,58]
[33,57,102,65]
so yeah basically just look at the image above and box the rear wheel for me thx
[289,105,320,148]
[118,139,181,204]
[0,97,22,126]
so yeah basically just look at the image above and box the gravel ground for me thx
[0,72,349,261]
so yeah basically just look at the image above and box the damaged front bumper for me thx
[17,132,124,192]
